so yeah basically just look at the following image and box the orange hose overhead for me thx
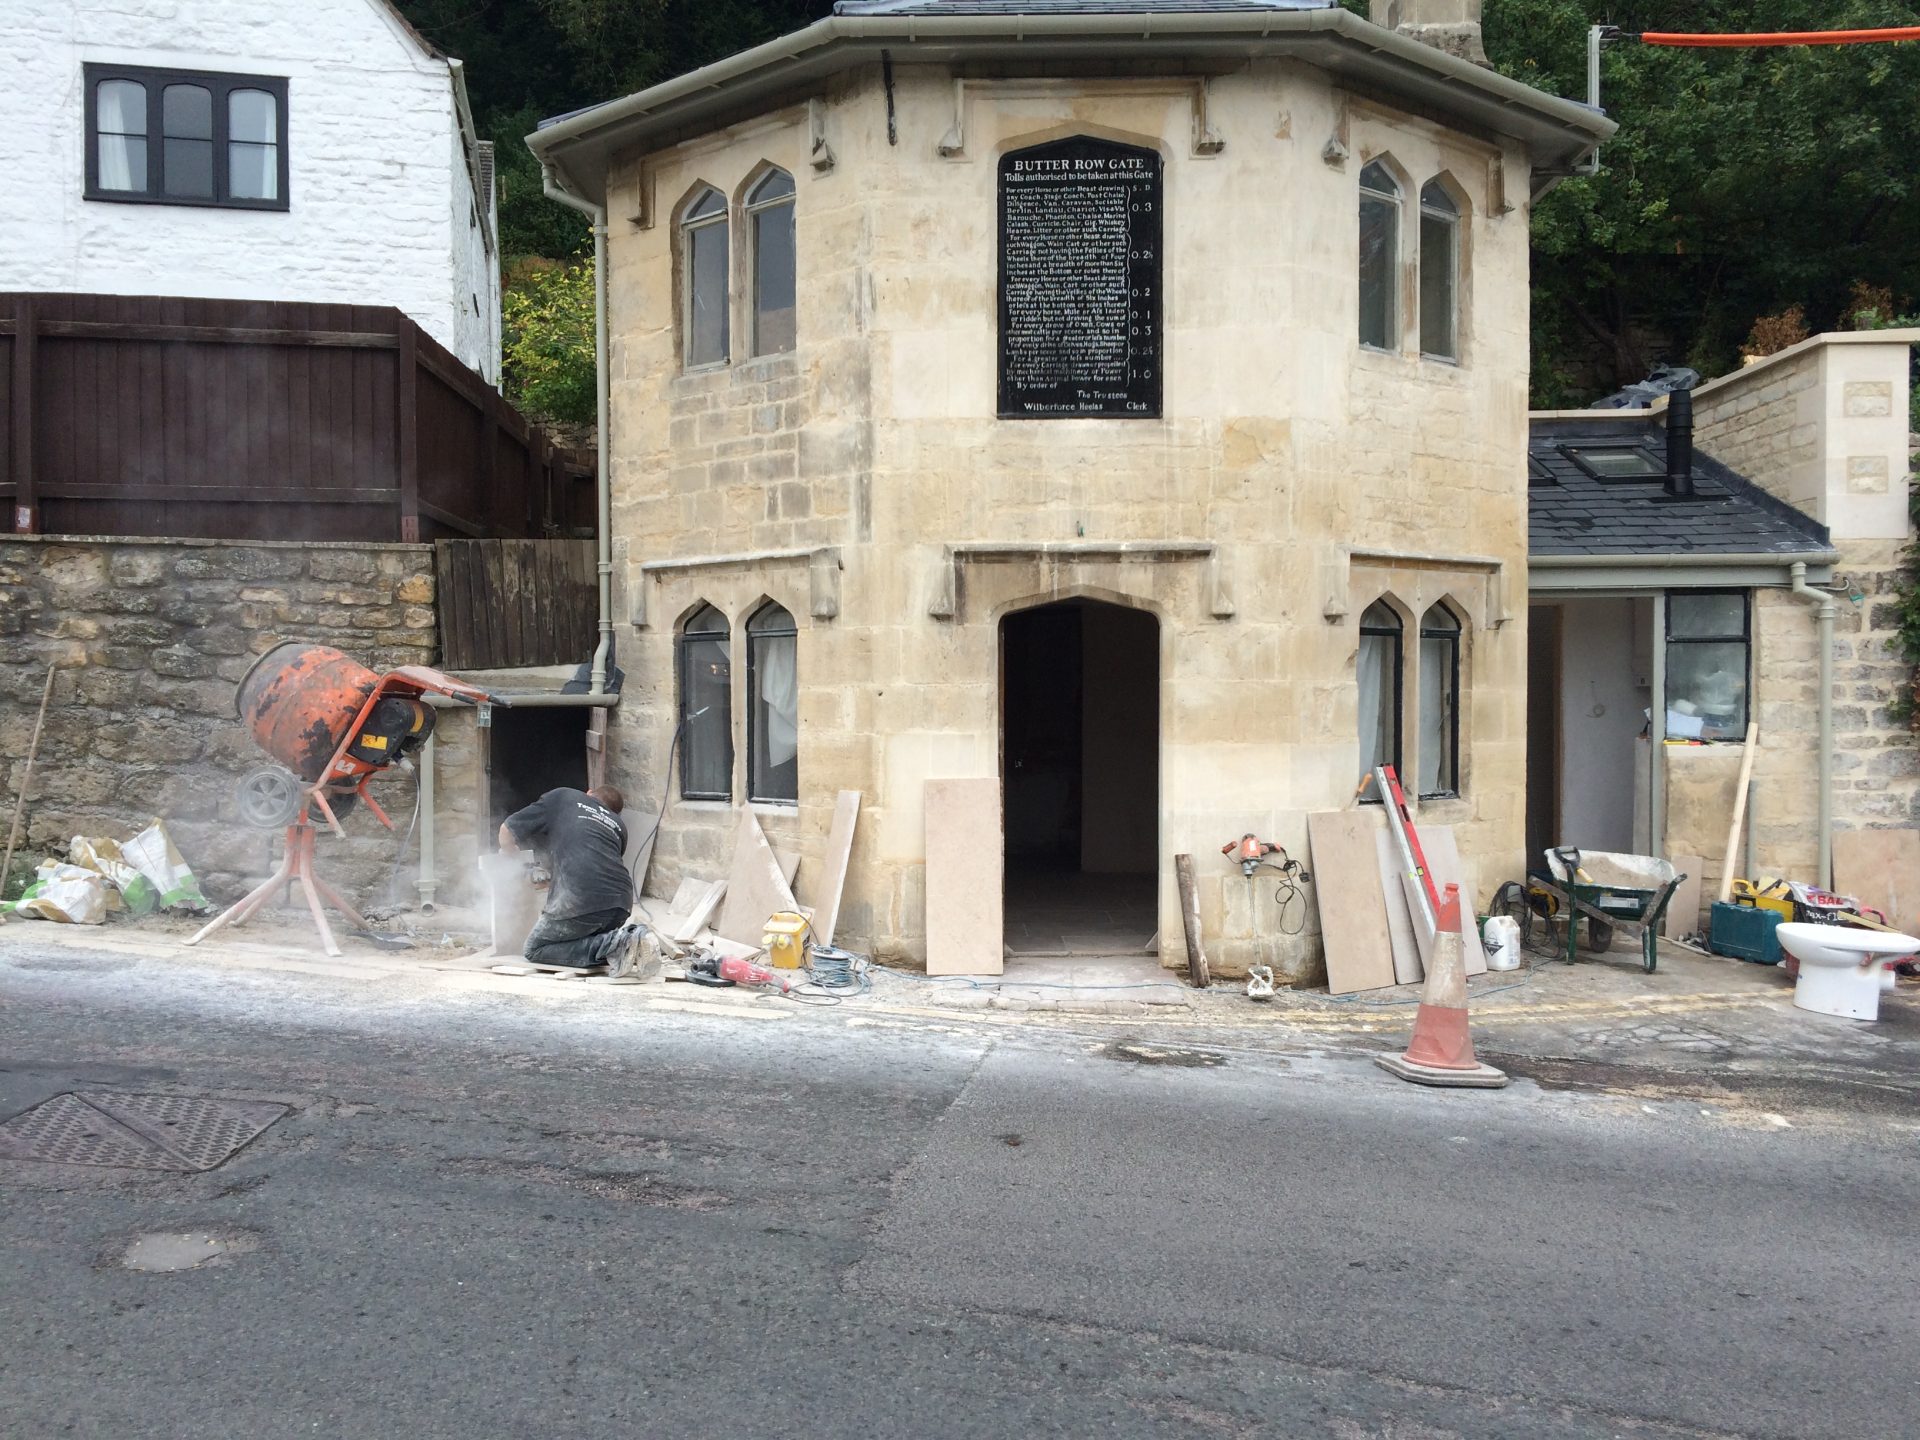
[1640,27,1920,47]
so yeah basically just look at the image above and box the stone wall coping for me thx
[1528,330,1920,425]
[1690,328,1920,407]
[7,533,432,554]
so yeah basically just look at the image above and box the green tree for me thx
[1485,1,1920,403]
[501,256,597,425]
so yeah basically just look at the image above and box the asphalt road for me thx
[2,945,1916,1439]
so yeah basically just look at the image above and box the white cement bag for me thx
[118,820,210,912]
[5,861,109,924]
[1482,915,1522,971]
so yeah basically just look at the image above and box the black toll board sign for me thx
[997,136,1162,419]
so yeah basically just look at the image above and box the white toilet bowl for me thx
[1775,922,1918,1021]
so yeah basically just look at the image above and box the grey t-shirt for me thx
[504,788,632,921]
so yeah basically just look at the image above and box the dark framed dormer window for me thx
[84,64,289,210]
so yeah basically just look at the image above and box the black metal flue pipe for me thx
[1665,386,1695,497]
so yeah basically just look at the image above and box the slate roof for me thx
[834,1,1333,12]
[1529,415,1832,559]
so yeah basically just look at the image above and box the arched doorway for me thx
[1000,599,1160,955]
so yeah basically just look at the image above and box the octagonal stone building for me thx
[529,0,1609,979]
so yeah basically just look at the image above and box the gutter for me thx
[1530,550,1841,570]
[538,161,615,700]
[527,9,1612,200]
[1790,561,1838,888]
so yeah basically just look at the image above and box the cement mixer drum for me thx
[235,642,380,782]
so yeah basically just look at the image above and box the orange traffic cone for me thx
[1376,883,1509,1089]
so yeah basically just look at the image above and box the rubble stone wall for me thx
[0,534,477,910]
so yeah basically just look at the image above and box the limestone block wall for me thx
[1691,331,1918,542]
[0,535,451,907]
[599,60,1536,978]
[1659,333,1920,924]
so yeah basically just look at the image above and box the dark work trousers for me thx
[523,907,632,969]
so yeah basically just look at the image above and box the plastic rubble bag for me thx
[68,835,159,915]
[118,819,210,913]
[2,860,110,924]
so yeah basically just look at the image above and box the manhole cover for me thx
[0,1092,288,1171]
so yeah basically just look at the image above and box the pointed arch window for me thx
[1418,603,1462,797]
[1358,161,1401,351]
[1419,181,1460,361]
[1358,600,1403,782]
[678,604,733,800]
[746,168,796,356]
[682,186,730,369]
[747,601,799,804]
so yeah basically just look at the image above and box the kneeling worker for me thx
[498,784,644,975]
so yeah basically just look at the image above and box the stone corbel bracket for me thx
[1323,546,1511,629]
[938,78,1224,160]
[928,541,1233,621]
[631,546,842,627]
[809,98,836,172]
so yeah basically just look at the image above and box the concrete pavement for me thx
[1,921,1917,1437]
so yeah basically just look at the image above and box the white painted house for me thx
[0,0,501,382]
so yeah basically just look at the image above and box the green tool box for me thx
[1709,901,1783,965]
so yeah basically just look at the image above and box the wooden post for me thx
[10,296,35,533]
[1175,853,1210,988]
[395,321,419,542]
[1,664,56,918]
[1717,722,1760,903]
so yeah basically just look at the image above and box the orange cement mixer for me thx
[189,642,498,957]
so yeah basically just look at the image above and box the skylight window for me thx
[1561,445,1664,481]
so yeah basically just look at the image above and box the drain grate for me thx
[0,1092,288,1171]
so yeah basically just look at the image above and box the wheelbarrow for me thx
[1499,848,1684,975]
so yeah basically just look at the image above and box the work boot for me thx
[606,925,646,980]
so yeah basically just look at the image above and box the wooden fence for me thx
[436,538,598,671]
[0,293,594,542]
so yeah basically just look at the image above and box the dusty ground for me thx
[5,905,1915,1132]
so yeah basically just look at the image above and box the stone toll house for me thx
[529,0,1611,978]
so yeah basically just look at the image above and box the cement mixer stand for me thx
[185,642,496,958]
[186,810,372,958]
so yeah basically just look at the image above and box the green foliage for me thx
[396,0,835,261]
[502,256,597,425]
[1485,1,1920,403]
[1892,482,1920,729]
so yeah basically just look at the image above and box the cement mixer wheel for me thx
[235,767,304,829]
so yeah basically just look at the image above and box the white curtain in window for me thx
[97,79,145,191]
[758,633,798,766]
[1418,636,1452,793]
[1357,633,1389,775]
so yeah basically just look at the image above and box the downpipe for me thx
[1789,562,1837,887]
[540,161,614,697]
